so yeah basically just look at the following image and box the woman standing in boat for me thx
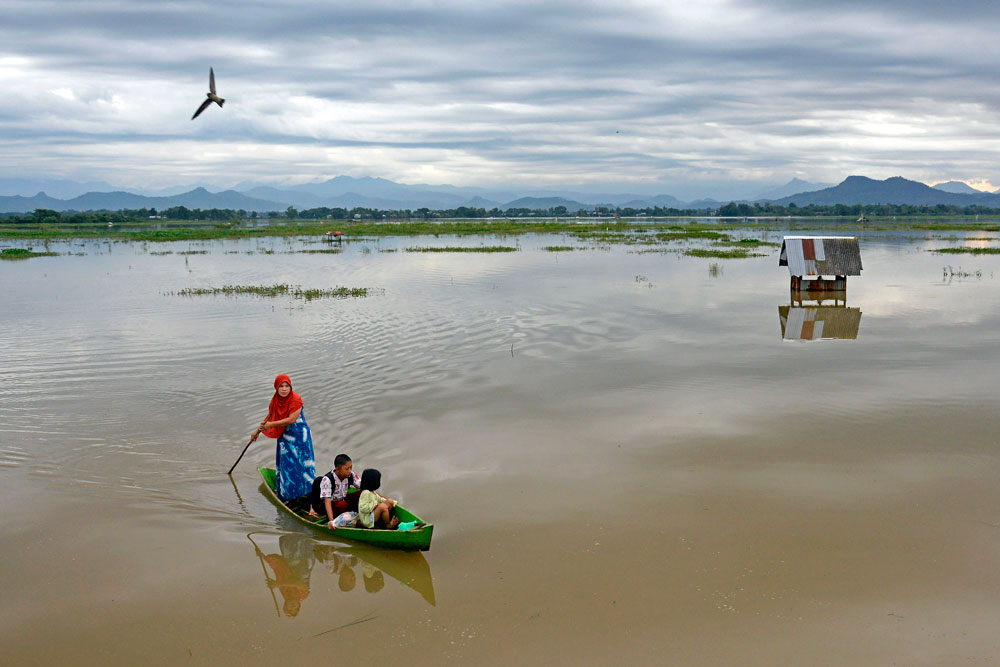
[251,374,316,501]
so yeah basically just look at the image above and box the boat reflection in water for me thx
[779,296,862,341]
[248,530,435,616]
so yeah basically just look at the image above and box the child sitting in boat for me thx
[358,469,400,530]
[309,453,361,530]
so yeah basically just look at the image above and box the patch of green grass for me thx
[932,247,1000,254]
[543,245,580,251]
[684,247,763,259]
[0,247,58,259]
[710,238,781,249]
[9,216,1000,246]
[654,230,728,241]
[175,284,375,301]
[295,248,343,254]
[734,238,781,246]
[177,250,208,255]
[571,231,647,244]
[405,246,519,252]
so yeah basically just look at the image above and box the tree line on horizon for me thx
[4,201,1000,225]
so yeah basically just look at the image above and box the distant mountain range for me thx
[0,175,707,213]
[0,188,287,214]
[752,178,832,201]
[0,174,997,214]
[0,177,116,200]
[775,175,1000,207]
[932,180,989,194]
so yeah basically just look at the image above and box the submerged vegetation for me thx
[726,238,781,247]
[405,245,519,252]
[683,247,765,259]
[932,247,1000,254]
[943,266,982,278]
[0,247,58,259]
[5,208,1000,245]
[175,284,375,301]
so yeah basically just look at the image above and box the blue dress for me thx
[275,410,316,501]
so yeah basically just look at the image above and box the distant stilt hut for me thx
[779,236,862,292]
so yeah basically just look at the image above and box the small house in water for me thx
[779,236,862,292]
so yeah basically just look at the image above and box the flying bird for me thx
[192,67,225,120]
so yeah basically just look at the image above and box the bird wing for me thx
[192,98,212,120]
[209,67,216,95]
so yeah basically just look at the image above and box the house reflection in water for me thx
[779,300,862,341]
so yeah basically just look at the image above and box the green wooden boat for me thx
[258,467,433,551]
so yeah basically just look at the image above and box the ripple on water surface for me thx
[4,233,1000,522]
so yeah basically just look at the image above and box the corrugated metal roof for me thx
[779,236,862,276]
[778,306,862,340]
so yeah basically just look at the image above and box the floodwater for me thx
[2,227,1000,665]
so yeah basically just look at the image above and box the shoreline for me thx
[2,216,1000,242]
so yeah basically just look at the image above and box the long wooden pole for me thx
[247,533,280,617]
[228,413,269,475]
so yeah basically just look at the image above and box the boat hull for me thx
[258,467,433,551]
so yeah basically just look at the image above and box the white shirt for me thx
[319,472,360,501]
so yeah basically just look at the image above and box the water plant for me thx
[684,247,763,259]
[543,246,579,251]
[0,247,58,259]
[733,238,781,246]
[933,247,1000,254]
[175,284,375,301]
[943,265,982,278]
[405,246,519,252]
[654,230,728,241]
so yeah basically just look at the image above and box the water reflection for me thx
[250,533,313,617]
[778,300,862,341]
[247,531,436,615]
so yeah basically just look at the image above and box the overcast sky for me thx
[1,0,998,199]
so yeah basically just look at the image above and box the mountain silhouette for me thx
[775,175,1000,206]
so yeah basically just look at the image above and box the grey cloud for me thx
[1,1,999,196]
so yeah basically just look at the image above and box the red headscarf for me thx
[263,374,303,438]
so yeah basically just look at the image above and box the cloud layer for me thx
[1,1,998,198]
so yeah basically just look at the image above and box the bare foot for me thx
[388,516,400,530]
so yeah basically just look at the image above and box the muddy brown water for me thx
[2,229,1000,664]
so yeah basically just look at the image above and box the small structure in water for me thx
[325,230,345,244]
[779,236,862,292]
